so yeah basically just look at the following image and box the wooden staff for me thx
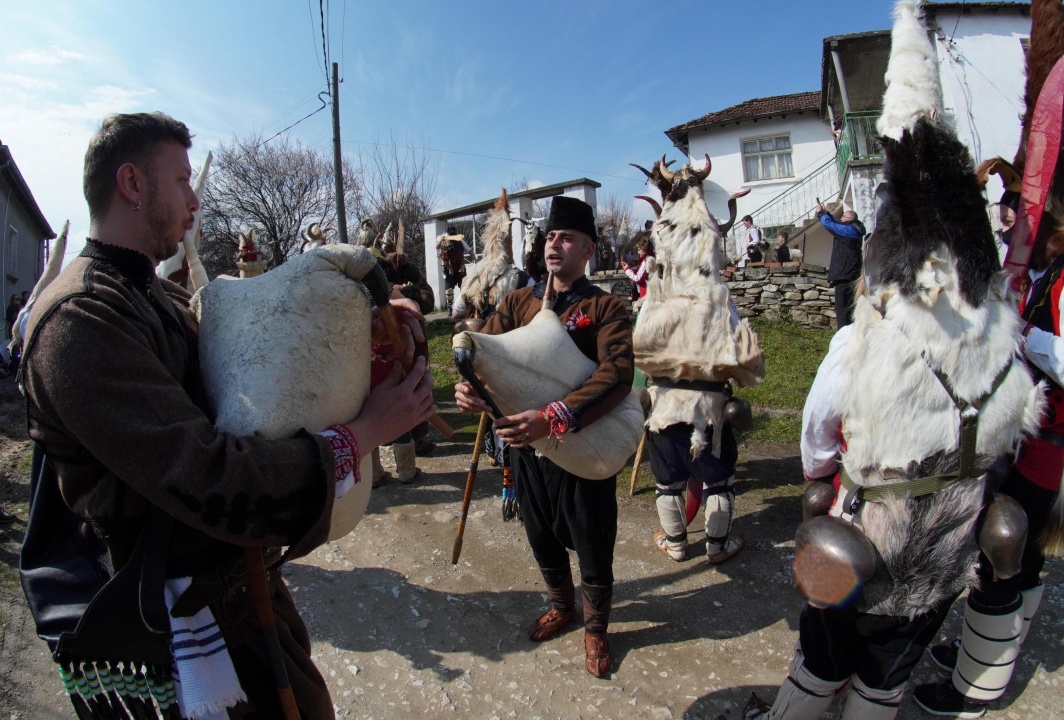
[378,304,454,438]
[244,547,301,720]
[629,429,648,496]
[452,412,490,564]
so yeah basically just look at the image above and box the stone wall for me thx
[588,264,837,329]
[724,263,836,329]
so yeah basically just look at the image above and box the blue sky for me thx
[1,0,903,260]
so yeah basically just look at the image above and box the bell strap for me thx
[922,353,1013,480]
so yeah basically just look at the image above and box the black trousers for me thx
[834,279,857,328]
[512,449,617,586]
[799,599,955,690]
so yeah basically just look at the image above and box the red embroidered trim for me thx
[326,423,362,486]
[540,402,577,448]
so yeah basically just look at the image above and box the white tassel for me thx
[11,219,68,353]
[876,1,943,141]
[183,151,212,290]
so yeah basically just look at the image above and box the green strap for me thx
[840,468,962,501]
[924,354,1013,481]
[840,356,1013,503]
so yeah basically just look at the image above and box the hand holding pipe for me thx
[378,304,454,438]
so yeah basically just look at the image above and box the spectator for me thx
[622,234,654,299]
[817,203,866,327]
[774,232,792,264]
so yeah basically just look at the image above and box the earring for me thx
[132,203,140,211]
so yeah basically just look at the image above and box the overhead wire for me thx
[319,0,330,80]
[342,139,645,183]
[307,0,327,83]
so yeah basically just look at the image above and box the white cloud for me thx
[7,47,94,66]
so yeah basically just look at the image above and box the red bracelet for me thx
[326,424,362,485]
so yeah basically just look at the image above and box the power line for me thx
[259,87,328,135]
[306,0,327,82]
[340,0,348,80]
[259,95,330,148]
[342,138,646,183]
[319,0,330,83]
[948,0,966,46]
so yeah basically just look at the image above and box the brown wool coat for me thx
[481,276,634,429]
[22,240,336,719]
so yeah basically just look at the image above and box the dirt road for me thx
[2,403,1062,719]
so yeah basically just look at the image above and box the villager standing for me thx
[621,234,654,299]
[774,231,792,264]
[437,225,470,311]
[742,215,764,264]
[454,196,634,678]
[816,203,865,328]
[19,112,435,719]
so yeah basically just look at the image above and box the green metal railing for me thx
[836,111,883,178]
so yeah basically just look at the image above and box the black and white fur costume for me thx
[748,3,1043,718]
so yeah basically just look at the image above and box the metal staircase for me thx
[728,157,840,262]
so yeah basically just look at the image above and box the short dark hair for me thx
[778,231,789,241]
[83,112,193,222]
[741,215,753,224]
[446,225,458,235]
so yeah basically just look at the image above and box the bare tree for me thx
[348,132,439,275]
[199,135,361,278]
[510,176,551,221]
[597,192,638,260]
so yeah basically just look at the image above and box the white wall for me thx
[682,113,835,255]
[933,11,1028,203]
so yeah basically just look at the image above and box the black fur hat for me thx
[546,196,598,243]
[867,118,1000,307]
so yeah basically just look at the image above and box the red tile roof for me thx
[665,91,821,148]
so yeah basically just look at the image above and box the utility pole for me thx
[331,62,349,243]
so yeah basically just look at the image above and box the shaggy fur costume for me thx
[461,189,527,317]
[837,1,1043,618]
[633,157,764,457]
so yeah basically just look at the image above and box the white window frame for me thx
[741,133,794,182]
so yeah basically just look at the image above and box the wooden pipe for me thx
[452,412,490,564]
[245,547,301,720]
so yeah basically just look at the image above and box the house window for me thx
[742,135,794,181]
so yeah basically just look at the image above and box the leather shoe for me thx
[0,507,16,525]
[526,606,575,642]
[584,632,611,677]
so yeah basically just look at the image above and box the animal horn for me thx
[657,154,675,183]
[693,154,712,183]
[635,195,662,217]
[629,162,654,180]
[718,188,752,236]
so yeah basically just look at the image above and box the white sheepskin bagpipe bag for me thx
[452,303,644,480]
[191,244,387,541]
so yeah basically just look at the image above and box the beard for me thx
[142,179,184,264]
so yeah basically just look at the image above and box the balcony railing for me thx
[728,157,840,256]
[836,111,883,178]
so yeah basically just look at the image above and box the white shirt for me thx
[800,325,852,480]
[1023,266,1064,386]
[746,225,762,247]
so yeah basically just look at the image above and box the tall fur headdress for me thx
[865,1,999,307]
[461,189,515,315]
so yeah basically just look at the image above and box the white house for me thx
[824,2,1030,237]
[663,1,1030,272]
[664,92,837,262]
